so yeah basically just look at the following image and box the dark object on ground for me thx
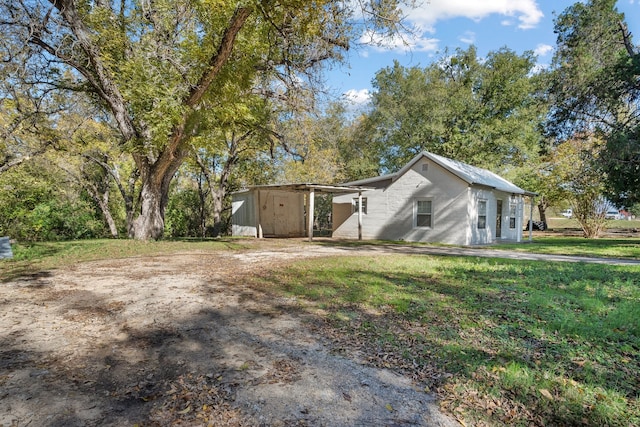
[527,220,547,231]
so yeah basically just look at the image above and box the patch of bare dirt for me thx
[0,240,457,426]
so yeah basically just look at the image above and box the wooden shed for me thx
[231,184,371,240]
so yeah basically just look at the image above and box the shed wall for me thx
[231,191,257,237]
[257,190,306,237]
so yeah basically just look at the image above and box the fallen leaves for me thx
[256,358,301,385]
[147,374,252,426]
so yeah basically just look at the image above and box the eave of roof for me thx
[340,174,396,187]
[233,183,374,194]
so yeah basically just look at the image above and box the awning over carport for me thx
[237,183,373,241]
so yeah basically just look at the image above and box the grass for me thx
[0,238,248,282]
[323,235,640,259]
[547,217,640,230]
[255,254,640,426]
[2,236,639,425]
[492,236,640,259]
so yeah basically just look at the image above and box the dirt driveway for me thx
[0,240,458,427]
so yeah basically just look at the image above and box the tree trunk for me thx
[195,173,209,238]
[124,173,138,238]
[93,189,119,238]
[194,145,240,238]
[79,182,120,238]
[212,151,238,237]
[211,186,226,237]
[100,198,119,238]
[537,197,549,223]
[129,153,185,240]
[130,180,166,240]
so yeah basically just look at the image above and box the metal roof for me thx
[342,151,536,196]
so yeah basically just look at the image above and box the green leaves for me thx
[549,0,640,206]
[363,46,545,174]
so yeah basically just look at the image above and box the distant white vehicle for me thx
[561,209,573,218]
[605,209,623,220]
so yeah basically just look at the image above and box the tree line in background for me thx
[1,0,639,241]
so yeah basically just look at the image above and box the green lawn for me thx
[3,237,639,425]
[492,236,640,259]
[255,254,640,426]
[0,238,246,282]
[547,217,640,230]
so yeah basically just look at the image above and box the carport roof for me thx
[234,183,373,194]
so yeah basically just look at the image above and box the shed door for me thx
[273,195,289,236]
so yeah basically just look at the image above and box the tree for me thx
[363,46,546,174]
[550,0,640,206]
[512,158,563,225]
[278,102,355,184]
[547,136,609,238]
[277,101,357,231]
[0,83,60,174]
[1,0,407,240]
[0,158,108,240]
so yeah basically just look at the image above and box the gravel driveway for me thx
[0,241,459,426]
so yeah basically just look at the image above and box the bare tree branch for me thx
[619,20,638,58]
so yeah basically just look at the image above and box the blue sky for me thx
[328,0,640,106]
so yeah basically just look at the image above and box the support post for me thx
[358,192,363,241]
[255,190,263,239]
[528,195,534,242]
[307,188,315,242]
[516,195,522,243]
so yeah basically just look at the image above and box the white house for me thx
[332,151,535,246]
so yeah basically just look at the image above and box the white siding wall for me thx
[469,190,525,244]
[333,158,473,245]
[498,193,524,242]
[231,191,257,237]
[469,188,494,245]
[232,189,307,238]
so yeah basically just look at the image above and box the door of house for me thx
[496,200,503,238]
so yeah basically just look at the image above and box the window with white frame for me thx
[477,200,487,229]
[353,197,367,215]
[415,199,433,228]
[509,203,517,229]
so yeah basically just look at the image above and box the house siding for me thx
[333,155,526,245]
[233,152,528,245]
[468,189,525,245]
[333,157,473,245]
[470,188,494,245]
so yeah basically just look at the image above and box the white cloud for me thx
[403,0,543,31]
[359,30,439,53]
[534,43,553,57]
[458,31,476,44]
[531,63,549,74]
[342,89,371,106]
